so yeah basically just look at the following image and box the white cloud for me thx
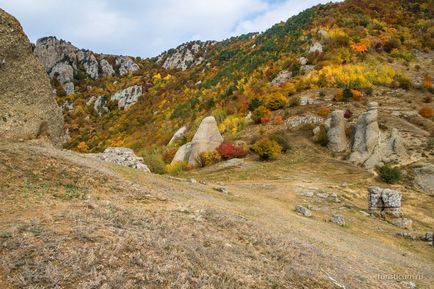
[0,0,334,57]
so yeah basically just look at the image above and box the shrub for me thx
[344,109,353,119]
[252,106,271,124]
[334,89,344,102]
[343,88,353,101]
[318,106,332,118]
[395,74,412,90]
[273,115,284,125]
[253,139,282,161]
[419,106,433,118]
[198,151,221,167]
[165,161,189,175]
[422,75,432,90]
[142,152,167,174]
[265,93,288,110]
[248,98,264,111]
[162,147,179,164]
[217,143,248,160]
[76,142,89,152]
[288,96,301,107]
[270,130,292,153]
[351,90,363,101]
[377,165,402,184]
[314,126,329,147]
[260,117,271,124]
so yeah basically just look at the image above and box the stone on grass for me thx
[296,205,312,217]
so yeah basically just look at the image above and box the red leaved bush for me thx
[217,143,248,160]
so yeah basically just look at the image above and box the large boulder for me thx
[368,187,402,219]
[111,85,142,109]
[327,110,347,153]
[0,9,64,146]
[172,116,223,166]
[349,103,407,169]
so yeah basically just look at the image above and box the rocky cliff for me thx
[34,37,140,95]
[0,9,64,146]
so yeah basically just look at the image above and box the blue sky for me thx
[0,0,335,57]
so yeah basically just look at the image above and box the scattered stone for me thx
[299,191,315,197]
[396,232,417,240]
[89,148,150,173]
[111,85,142,110]
[421,231,433,243]
[296,205,312,217]
[317,192,329,199]
[400,281,417,289]
[168,126,188,145]
[172,116,224,166]
[327,110,348,153]
[391,218,413,229]
[286,115,323,129]
[189,178,198,184]
[309,42,323,54]
[213,186,229,194]
[330,214,345,226]
[271,70,292,86]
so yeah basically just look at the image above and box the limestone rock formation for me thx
[368,187,402,218]
[90,148,150,173]
[87,96,109,115]
[349,103,407,169]
[34,36,140,85]
[111,85,142,110]
[115,56,140,76]
[0,9,64,145]
[168,126,187,145]
[327,110,347,153]
[309,42,323,54]
[157,41,213,71]
[172,116,224,166]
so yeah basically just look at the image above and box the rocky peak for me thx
[157,41,214,71]
[33,36,141,95]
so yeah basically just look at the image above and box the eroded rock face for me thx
[100,59,115,77]
[90,148,150,173]
[111,85,142,110]
[172,116,224,166]
[34,36,78,72]
[327,110,347,153]
[157,41,212,71]
[49,62,75,95]
[349,103,407,169]
[0,9,64,146]
[115,56,140,76]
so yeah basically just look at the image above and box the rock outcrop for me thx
[349,103,407,169]
[327,110,347,153]
[90,148,150,172]
[168,126,187,145]
[172,116,224,166]
[34,37,140,93]
[157,41,213,71]
[368,187,413,228]
[111,85,142,110]
[271,70,292,86]
[0,9,64,146]
[411,163,434,195]
[115,56,140,76]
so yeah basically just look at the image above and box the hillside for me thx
[1,1,433,288]
[34,0,433,157]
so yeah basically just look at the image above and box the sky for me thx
[0,0,335,57]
